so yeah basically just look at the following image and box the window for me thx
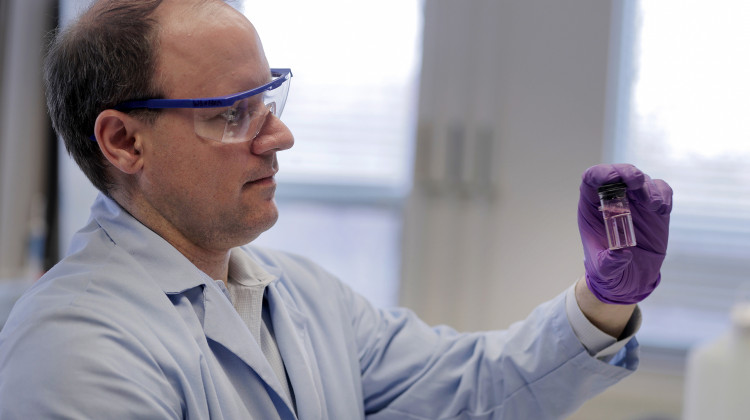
[615,0,750,348]
[241,0,423,307]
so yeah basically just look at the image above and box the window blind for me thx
[618,0,750,348]
[242,0,422,190]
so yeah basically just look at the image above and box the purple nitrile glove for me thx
[577,164,673,304]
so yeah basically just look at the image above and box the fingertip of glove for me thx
[653,179,674,213]
[616,165,646,189]
[582,163,644,189]
[634,178,674,214]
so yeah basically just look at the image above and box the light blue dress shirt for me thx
[0,194,638,419]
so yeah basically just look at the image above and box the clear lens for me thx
[192,73,291,144]
[220,98,271,143]
[264,74,290,118]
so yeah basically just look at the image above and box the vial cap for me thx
[597,182,628,200]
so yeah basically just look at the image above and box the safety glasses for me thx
[94,68,292,144]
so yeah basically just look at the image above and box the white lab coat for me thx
[0,194,636,419]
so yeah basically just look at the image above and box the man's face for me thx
[134,1,294,253]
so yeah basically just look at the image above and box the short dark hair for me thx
[44,0,164,194]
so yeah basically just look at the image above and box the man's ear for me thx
[94,110,146,175]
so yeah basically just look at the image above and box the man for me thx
[0,0,672,418]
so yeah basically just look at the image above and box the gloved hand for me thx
[578,164,672,304]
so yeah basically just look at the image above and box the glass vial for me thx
[597,182,637,250]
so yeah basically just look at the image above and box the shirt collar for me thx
[228,248,276,288]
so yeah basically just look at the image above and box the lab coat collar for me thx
[201,281,299,418]
[219,249,327,418]
[91,194,324,418]
[266,281,328,420]
[90,193,246,294]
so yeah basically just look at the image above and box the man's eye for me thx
[221,108,239,124]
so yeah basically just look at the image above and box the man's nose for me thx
[250,114,294,155]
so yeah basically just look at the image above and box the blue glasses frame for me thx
[90,68,292,142]
[115,68,292,110]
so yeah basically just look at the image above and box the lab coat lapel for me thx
[267,283,328,420]
[201,282,298,418]
[94,195,300,417]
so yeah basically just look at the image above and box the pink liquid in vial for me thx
[603,212,636,250]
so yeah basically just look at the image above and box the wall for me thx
[402,0,612,330]
[0,0,56,279]
[56,0,99,257]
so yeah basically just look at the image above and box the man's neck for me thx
[111,189,232,285]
